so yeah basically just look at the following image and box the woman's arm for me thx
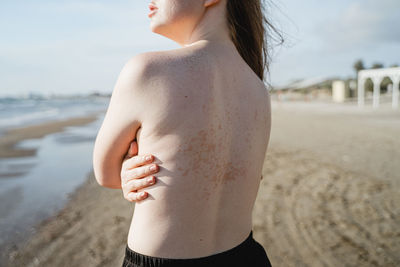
[92,55,152,189]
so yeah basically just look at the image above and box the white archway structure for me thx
[358,67,400,109]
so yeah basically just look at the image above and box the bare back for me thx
[128,43,271,258]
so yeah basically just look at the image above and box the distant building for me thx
[357,67,400,109]
[271,77,356,102]
[332,81,347,103]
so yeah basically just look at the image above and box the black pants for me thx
[122,231,272,267]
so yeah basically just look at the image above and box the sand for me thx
[5,172,131,267]
[0,115,102,159]
[3,101,400,267]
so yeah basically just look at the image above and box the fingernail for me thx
[150,165,157,171]
[147,177,154,183]
[145,155,152,161]
[140,192,146,197]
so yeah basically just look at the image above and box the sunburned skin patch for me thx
[177,124,232,201]
[223,162,246,182]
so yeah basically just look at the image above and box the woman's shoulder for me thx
[129,48,192,66]
[128,48,213,81]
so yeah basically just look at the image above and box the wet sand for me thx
[3,101,400,266]
[0,115,101,159]
[5,171,131,267]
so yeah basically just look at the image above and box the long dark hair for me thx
[226,0,283,82]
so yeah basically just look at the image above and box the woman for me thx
[93,0,279,266]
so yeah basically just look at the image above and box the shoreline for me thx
[0,112,106,265]
[5,170,132,267]
[0,112,103,159]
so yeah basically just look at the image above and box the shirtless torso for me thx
[127,41,271,258]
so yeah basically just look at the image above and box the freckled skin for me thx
[128,43,271,258]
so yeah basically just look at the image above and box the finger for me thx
[124,163,159,180]
[122,154,154,172]
[123,176,156,192]
[126,191,148,202]
[125,141,138,159]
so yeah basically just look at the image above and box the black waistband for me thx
[124,231,255,267]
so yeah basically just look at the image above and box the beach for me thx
[254,101,400,266]
[0,96,109,265]
[0,113,105,263]
[2,100,400,267]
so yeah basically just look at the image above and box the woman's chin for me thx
[150,26,161,35]
[149,21,160,32]
[149,23,167,36]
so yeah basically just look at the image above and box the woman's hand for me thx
[121,140,159,202]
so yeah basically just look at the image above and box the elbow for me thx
[93,168,122,189]
[92,157,122,189]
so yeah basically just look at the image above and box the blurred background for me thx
[0,0,399,266]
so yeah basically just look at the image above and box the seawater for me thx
[0,95,109,136]
[0,95,110,260]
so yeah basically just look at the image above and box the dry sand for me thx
[3,101,400,267]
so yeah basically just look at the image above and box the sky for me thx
[0,0,399,97]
